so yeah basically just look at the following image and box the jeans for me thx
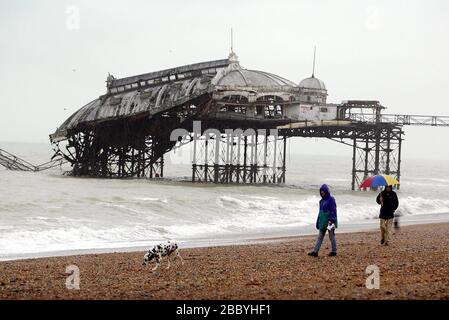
[380,218,393,243]
[313,229,337,253]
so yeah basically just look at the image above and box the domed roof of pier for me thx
[216,69,297,87]
[299,75,326,90]
[214,51,296,88]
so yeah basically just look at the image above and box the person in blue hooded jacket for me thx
[308,184,338,257]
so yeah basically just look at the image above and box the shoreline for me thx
[2,211,449,262]
[1,222,449,299]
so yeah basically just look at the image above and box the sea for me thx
[1,141,449,261]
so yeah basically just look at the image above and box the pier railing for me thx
[345,113,449,126]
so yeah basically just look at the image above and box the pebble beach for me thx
[1,222,448,300]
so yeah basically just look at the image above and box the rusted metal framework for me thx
[279,101,404,190]
[61,130,167,178]
[0,148,65,172]
[52,93,215,178]
[278,122,403,190]
[351,126,403,190]
[190,130,286,184]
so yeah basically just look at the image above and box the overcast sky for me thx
[1,0,448,160]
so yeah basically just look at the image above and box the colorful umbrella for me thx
[360,174,399,189]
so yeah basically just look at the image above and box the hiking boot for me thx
[381,239,385,245]
[328,252,337,257]
[308,251,318,257]
[384,242,389,246]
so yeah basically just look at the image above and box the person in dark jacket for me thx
[376,185,399,245]
[308,184,338,257]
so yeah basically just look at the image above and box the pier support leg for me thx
[351,137,357,191]
[282,135,287,183]
[190,130,287,185]
[350,126,403,190]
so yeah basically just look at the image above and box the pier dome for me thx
[216,69,296,87]
[298,75,327,104]
[214,51,296,88]
[299,75,326,90]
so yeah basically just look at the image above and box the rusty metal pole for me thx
[282,135,287,183]
[385,130,391,175]
[397,131,403,190]
[204,138,208,182]
[130,148,134,176]
[374,109,382,175]
[149,143,154,179]
[160,154,164,178]
[137,149,142,178]
[272,134,277,183]
[214,134,220,183]
[374,132,381,175]
[364,139,370,182]
[236,133,241,183]
[352,137,357,191]
[263,133,268,184]
[227,132,232,183]
[243,136,247,183]
[192,131,197,182]
[252,132,258,183]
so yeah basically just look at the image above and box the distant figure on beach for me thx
[376,185,399,246]
[308,184,338,257]
[394,213,401,230]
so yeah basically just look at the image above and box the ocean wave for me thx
[132,197,168,203]
[396,197,449,216]
[0,224,170,256]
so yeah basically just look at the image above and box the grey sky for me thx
[1,0,448,160]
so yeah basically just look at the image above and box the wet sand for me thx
[1,223,449,300]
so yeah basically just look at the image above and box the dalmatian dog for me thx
[142,241,184,272]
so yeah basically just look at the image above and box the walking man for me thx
[376,185,399,246]
[308,184,338,257]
